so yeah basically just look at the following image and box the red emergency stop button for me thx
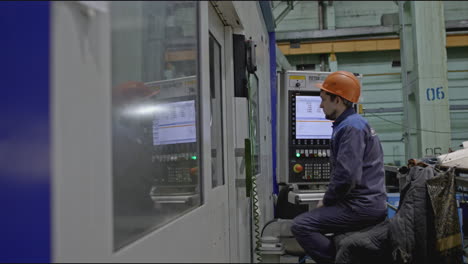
[293,164,303,173]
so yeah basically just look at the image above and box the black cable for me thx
[364,111,468,134]
[261,218,280,237]
[252,175,262,263]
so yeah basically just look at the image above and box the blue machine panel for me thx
[269,31,279,197]
[0,2,51,262]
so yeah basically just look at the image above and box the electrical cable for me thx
[247,74,262,263]
[252,170,262,263]
[364,111,467,164]
[260,219,280,237]
[364,111,468,134]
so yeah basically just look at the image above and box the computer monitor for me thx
[152,99,197,145]
[295,95,333,139]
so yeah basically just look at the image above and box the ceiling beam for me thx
[445,19,468,30]
[276,25,396,41]
[277,34,468,55]
[278,37,400,55]
[275,19,468,42]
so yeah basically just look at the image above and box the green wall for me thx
[336,51,404,166]
[275,1,468,32]
[274,1,319,32]
[447,47,468,149]
[444,1,468,21]
[334,1,398,28]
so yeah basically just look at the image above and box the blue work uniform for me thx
[291,107,387,264]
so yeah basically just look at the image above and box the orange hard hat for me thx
[315,71,360,103]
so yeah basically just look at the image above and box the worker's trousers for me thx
[291,203,386,264]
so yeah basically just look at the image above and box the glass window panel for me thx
[110,1,201,251]
[209,34,225,188]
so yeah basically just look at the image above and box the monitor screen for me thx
[295,95,333,139]
[152,100,197,145]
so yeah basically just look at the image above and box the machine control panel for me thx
[279,71,362,190]
[288,90,333,184]
[153,151,198,185]
[144,77,200,196]
[149,98,199,190]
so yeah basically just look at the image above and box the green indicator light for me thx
[191,156,197,160]
[296,153,301,158]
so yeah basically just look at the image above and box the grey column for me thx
[399,1,451,159]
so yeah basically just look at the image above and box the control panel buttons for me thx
[293,164,304,173]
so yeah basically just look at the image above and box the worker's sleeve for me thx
[323,126,365,206]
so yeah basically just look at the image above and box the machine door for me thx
[207,3,254,262]
[52,2,230,262]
